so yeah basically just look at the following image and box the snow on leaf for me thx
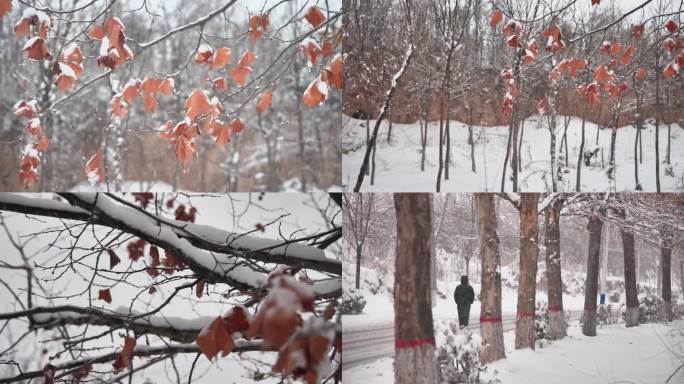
[303,78,327,106]
[85,152,105,185]
[300,37,322,66]
[594,65,613,83]
[304,6,326,28]
[196,44,214,64]
[24,37,51,61]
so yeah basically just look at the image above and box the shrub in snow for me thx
[596,303,623,326]
[608,289,621,303]
[340,288,366,315]
[534,301,569,343]
[639,294,667,323]
[535,301,550,340]
[435,322,497,384]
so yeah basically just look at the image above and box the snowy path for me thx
[343,310,582,370]
[342,115,684,191]
[344,320,684,384]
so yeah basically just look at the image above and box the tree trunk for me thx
[501,122,513,192]
[355,244,362,289]
[476,193,505,364]
[445,106,451,181]
[582,208,604,336]
[394,194,439,384]
[655,53,661,192]
[618,209,639,327]
[515,193,540,350]
[544,197,565,339]
[387,107,393,145]
[662,237,672,322]
[576,111,586,191]
[437,95,445,192]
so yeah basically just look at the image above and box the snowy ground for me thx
[344,320,684,384]
[342,115,684,191]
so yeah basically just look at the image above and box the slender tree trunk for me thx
[476,193,505,364]
[679,254,684,303]
[545,197,565,339]
[394,193,439,384]
[365,117,370,176]
[662,237,673,322]
[655,55,661,192]
[618,209,639,327]
[515,193,540,350]
[355,244,362,289]
[583,208,604,336]
[501,122,513,192]
[468,108,476,173]
[437,95,445,192]
[445,105,451,181]
[511,117,520,193]
[518,118,525,172]
[387,107,393,145]
[371,139,376,185]
[421,114,427,172]
[576,108,587,191]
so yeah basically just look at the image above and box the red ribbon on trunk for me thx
[395,338,435,349]
[548,306,563,312]
[517,311,536,318]
[584,304,597,311]
[479,316,502,323]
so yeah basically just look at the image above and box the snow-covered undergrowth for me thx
[342,115,684,191]
[344,321,684,384]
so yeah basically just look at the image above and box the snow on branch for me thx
[0,193,341,298]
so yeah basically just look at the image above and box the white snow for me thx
[342,115,684,191]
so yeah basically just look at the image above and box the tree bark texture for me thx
[544,197,565,339]
[394,193,439,384]
[515,193,540,350]
[476,194,506,364]
[617,209,639,327]
[583,208,604,336]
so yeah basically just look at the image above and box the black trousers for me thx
[457,304,471,327]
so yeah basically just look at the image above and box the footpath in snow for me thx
[342,115,684,192]
[343,320,684,384]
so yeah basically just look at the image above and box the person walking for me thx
[454,275,475,329]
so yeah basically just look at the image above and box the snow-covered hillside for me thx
[342,115,684,191]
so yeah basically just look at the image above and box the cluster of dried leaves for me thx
[3,3,344,188]
[490,1,681,116]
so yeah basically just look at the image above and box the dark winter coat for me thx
[454,276,475,306]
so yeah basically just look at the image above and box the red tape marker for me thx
[395,338,435,349]
[479,316,502,323]
[548,306,563,312]
[517,312,536,318]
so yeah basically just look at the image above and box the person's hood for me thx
[461,275,468,285]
